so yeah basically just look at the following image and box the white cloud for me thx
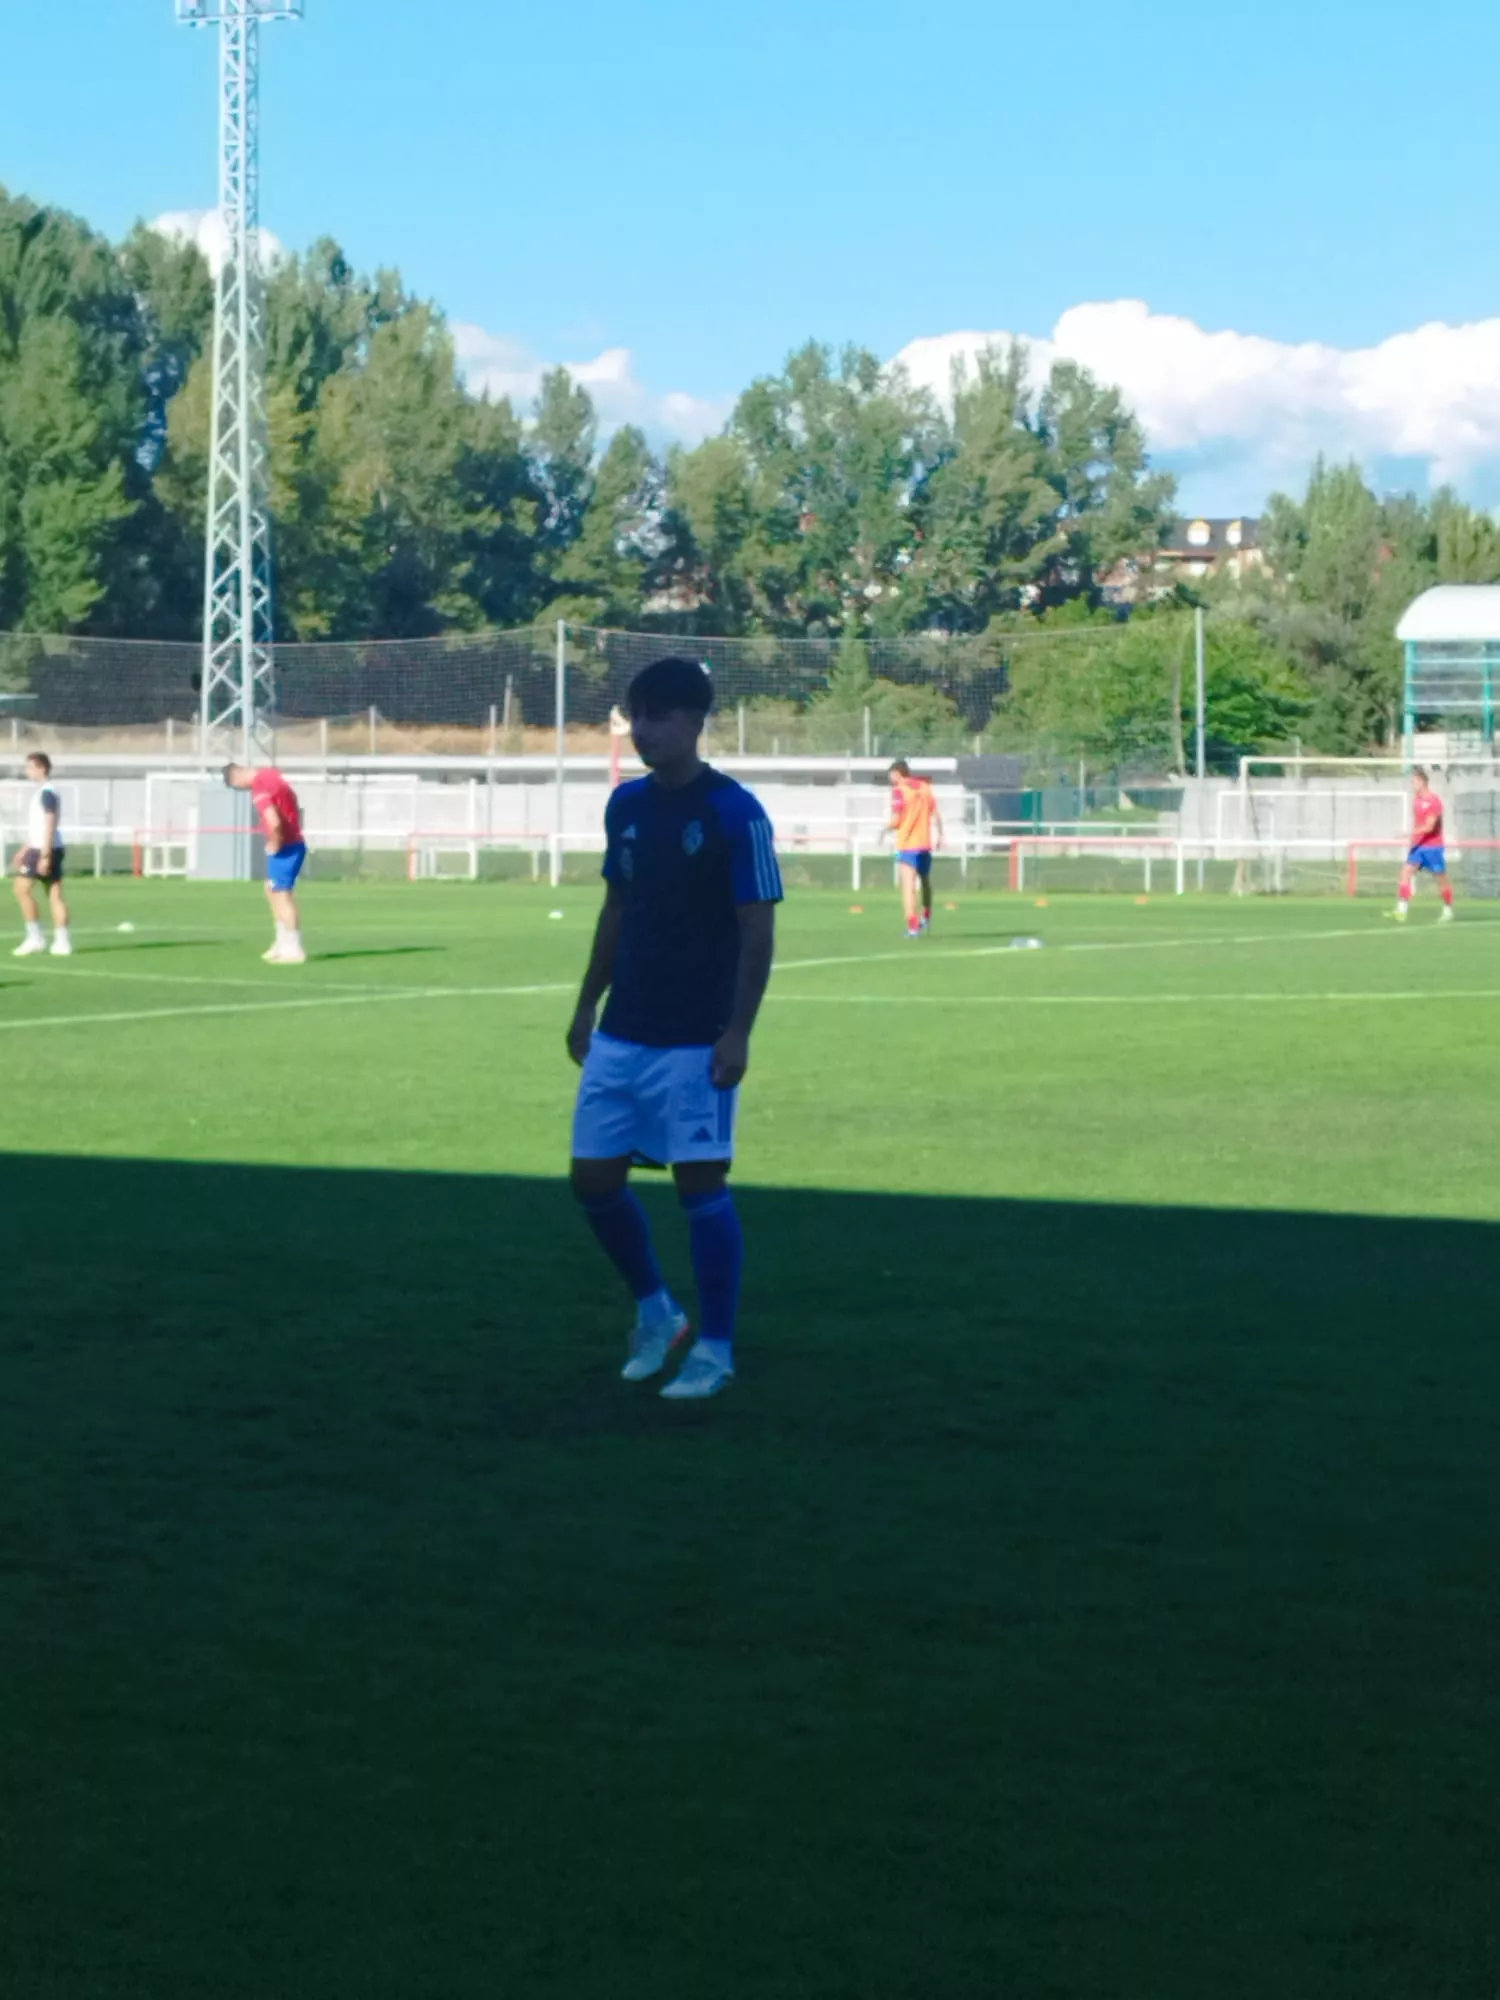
[150,208,286,276]
[451,323,730,447]
[896,301,1500,511]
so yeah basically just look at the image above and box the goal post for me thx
[1009,837,1186,895]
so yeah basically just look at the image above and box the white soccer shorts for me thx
[572,1032,738,1165]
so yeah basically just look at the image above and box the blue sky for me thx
[5,0,1500,511]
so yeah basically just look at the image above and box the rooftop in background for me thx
[1395,585,1500,644]
[1099,517,1263,604]
[1160,517,1262,560]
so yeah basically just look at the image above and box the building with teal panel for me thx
[1396,586,1500,755]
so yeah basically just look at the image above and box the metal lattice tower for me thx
[177,0,303,762]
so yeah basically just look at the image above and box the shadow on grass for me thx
[311,944,446,963]
[0,1155,1495,2000]
[77,938,230,956]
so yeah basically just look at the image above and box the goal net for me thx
[1009,838,1186,895]
[1346,839,1500,898]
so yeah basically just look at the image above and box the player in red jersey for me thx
[1393,767,1455,923]
[224,764,309,962]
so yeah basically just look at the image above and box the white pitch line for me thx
[771,918,1500,976]
[0,982,574,1034]
[8,962,442,996]
[773,989,1500,1006]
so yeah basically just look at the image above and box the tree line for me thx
[4,184,1499,761]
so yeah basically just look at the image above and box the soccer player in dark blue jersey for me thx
[567,656,783,1399]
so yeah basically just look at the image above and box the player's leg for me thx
[267,887,305,961]
[47,871,71,955]
[918,852,934,929]
[12,859,45,955]
[260,879,283,960]
[1394,858,1415,919]
[665,1156,741,1399]
[1434,853,1455,921]
[659,1050,741,1398]
[571,1039,685,1377]
[898,860,920,935]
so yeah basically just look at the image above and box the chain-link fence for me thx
[0,623,1014,759]
[1,620,1200,784]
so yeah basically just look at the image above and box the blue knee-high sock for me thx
[681,1188,743,1352]
[581,1188,664,1303]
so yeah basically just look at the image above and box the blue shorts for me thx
[267,842,307,892]
[1408,846,1446,874]
[897,849,932,877]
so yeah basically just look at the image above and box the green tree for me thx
[723,341,942,634]
[0,192,143,631]
[1256,461,1399,747]
[991,605,1308,771]
[660,435,758,633]
[910,343,1063,631]
[547,424,660,627]
[1037,360,1176,602]
[804,621,962,750]
[531,367,597,563]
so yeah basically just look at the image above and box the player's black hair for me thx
[626,656,713,718]
[888,757,912,777]
[26,750,51,774]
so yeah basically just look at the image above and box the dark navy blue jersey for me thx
[599,766,783,1049]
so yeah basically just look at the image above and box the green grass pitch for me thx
[1,880,1496,1998]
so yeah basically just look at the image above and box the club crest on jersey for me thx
[682,820,704,856]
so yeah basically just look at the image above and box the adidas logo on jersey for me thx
[689,1127,713,1143]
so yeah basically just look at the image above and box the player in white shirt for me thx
[12,752,72,957]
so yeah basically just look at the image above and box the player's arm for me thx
[36,803,58,875]
[712,902,775,1090]
[930,794,945,851]
[260,802,284,854]
[567,882,624,1066]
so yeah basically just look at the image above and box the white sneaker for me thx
[262,944,286,963]
[49,936,72,957]
[1439,905,1456,924]
[276,945,307,964]
[621,1305,689,1381]
[12,937,46,957]
[660,1342,735,1400]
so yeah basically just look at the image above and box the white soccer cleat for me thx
[1439,905,1456,923]
[660,1342,736,1400]
[276,945,307,964]
[262,944,285,962]
[621,1305,689,1382]
[12,937,46,957]
[1391,905,1408,922]
[49,937,72,957]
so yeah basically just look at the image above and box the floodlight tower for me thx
[176,0,303,763]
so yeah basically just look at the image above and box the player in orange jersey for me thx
[886,759,944,936]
